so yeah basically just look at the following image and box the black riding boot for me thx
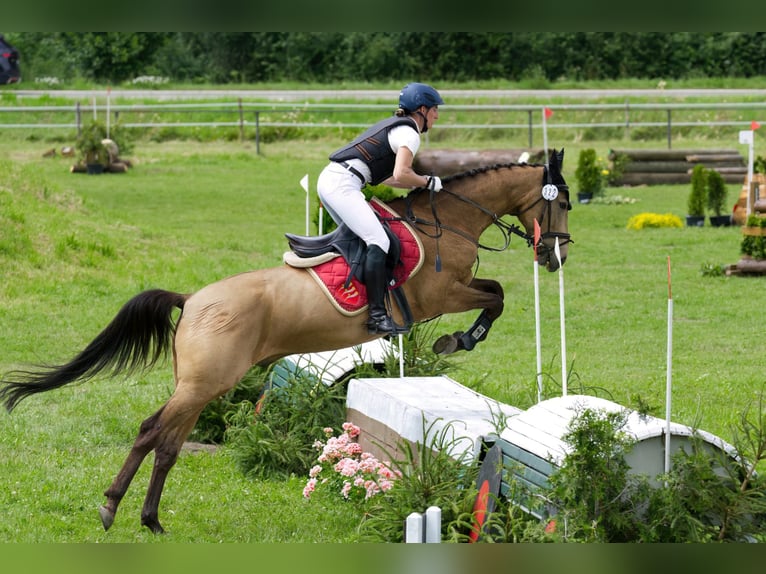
[364,245,409,335]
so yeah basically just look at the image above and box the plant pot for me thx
[685,215,705,227]
[86,163,104,175]
[577,192,593,204]
[709,214,732,227]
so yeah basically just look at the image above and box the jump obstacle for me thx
[270,342,739,523]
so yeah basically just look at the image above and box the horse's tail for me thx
[0,289,188,413]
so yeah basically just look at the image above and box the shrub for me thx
[626,212,683,229]
[740,214,766,258]
[574,148,609,197]
[688,164,708,217]
[706,169,728,216]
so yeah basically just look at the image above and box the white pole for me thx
[533,220,542,403]
[740,130,754,216]
[405,512,424,543]
[92,95,97,121]
[425,506,442,543]
[665,256,673,475]
[106,86,111,139]
[555,238,567,396]
[398,334,405,378]
[542,107,549,165]
[318,205,324,236]
[300,174,310,235]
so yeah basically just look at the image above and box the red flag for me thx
[533,219,541,261]
[544,107,553,119]
[752,120,761,130]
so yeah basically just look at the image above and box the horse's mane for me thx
[442,161,542,185]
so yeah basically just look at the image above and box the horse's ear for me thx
[556,148,565,169]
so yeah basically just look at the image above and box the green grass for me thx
[0,110,764,541]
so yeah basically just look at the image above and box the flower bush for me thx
[303,422,401,504]
[626,212,683,230]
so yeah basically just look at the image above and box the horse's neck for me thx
[448,165,541,222]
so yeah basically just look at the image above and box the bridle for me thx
[396,164,573,266]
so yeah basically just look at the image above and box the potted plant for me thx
[706,169,730,227]
[76,120,109,174]
[686,164,707,226]
[574,148,607,203]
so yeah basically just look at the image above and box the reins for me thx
[390,164,572,261]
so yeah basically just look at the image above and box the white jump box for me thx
[346,375,522,463]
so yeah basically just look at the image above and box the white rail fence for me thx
[2,100,765,153]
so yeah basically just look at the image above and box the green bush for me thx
[688,164,708,216]
[706,169,728,216]
[574,148,607,197]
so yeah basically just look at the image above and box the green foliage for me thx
[189,367,269,444]
[10,32,766,84]
[740,214,766,258]
[688,164,708,216]
[224,367,347,480]
[574,148,608,197]
[75,120,134,166]
[754,155,766,175]
[356,418,481,543]
[545,408,647,542]
[706,169,728,216]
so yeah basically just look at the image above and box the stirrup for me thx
[366,315,409,335]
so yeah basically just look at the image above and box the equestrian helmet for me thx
[398,83,444,113]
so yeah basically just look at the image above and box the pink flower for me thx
[342,422,361,438]
[302,478,317,499]
[341,482,352,499]
[309,465,322,478]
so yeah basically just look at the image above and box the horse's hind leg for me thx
[138,396,206,534]
[100,406,167,531]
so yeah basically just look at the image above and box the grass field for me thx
[1,115,765,541]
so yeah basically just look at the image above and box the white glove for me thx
[426,175,443,192]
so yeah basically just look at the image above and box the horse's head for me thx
[516,148,571,272]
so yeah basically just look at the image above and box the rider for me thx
[317,82,444,335]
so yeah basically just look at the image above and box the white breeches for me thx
[316,162,390,253]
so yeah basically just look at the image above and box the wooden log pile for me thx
[414,148,548,177]
[609,148,746,186]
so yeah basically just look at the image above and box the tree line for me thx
[6,32,766,85]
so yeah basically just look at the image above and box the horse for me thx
[0,149,571,534]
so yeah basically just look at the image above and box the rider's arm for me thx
[384,146,429,189]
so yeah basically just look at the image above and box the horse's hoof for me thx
[142,517,165,534]
[98,505,115,531]
[432,334,458,355]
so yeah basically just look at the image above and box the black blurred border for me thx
[7,543,766,574]
[3,0,763,31]
[4,2,764,573]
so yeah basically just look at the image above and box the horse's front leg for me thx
[432,278,504,355]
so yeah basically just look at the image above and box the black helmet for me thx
[398,83,444,113]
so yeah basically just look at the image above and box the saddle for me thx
[283,199,424,318]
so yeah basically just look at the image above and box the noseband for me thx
[515,165,573,258]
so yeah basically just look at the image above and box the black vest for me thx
[329,116,419,185]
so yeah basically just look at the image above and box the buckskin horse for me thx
[0,149,571,534]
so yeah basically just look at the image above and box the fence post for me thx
[527,109,533,148]
[405,512,424,543]
[666,109,672,150]
[405,506,442,543]
[238,98,244,142]
[425,506,441,543]
[75,102,81,137]
[255,111,261,155]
